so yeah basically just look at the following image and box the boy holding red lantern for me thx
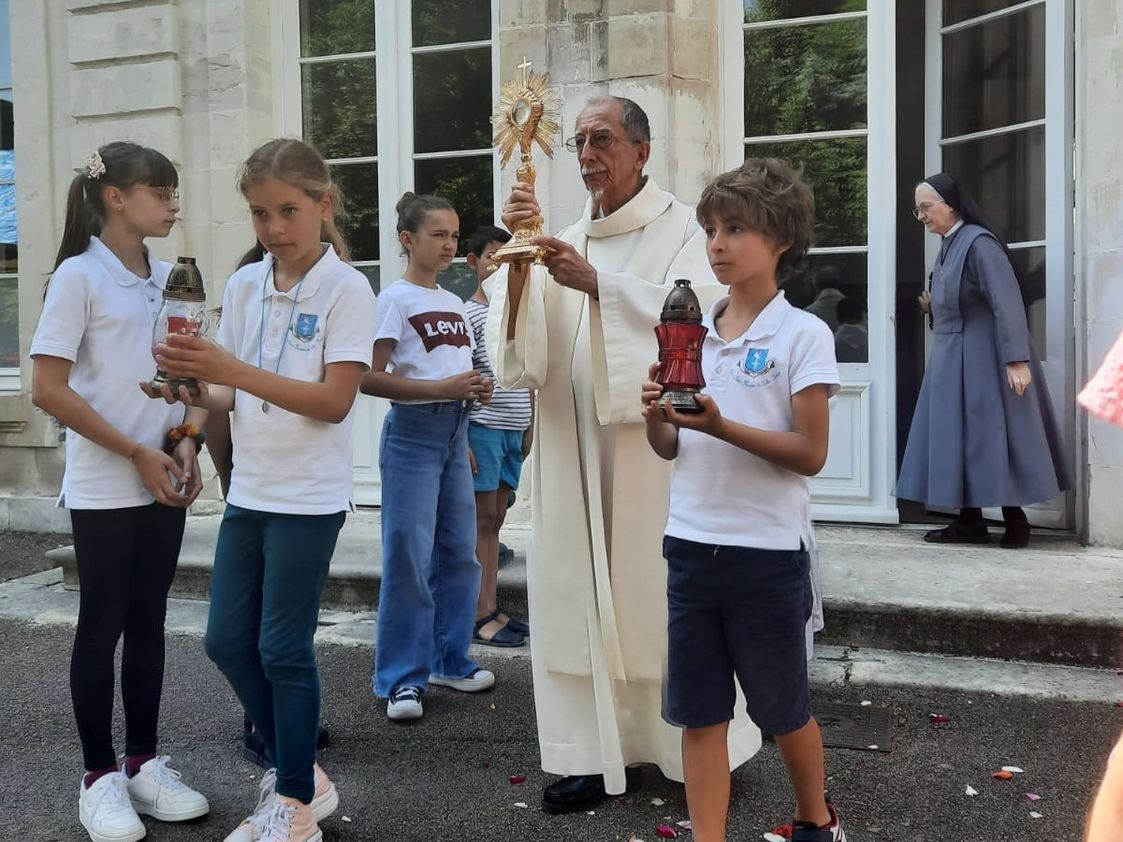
[641,158,844,842]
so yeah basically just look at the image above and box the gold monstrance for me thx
[490,57,562,265]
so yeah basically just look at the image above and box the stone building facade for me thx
[0,0,1121,545]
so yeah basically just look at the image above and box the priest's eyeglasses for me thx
[564,131,642,153]
[136,186,181,205]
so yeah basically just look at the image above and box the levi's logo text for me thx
[408,311,471,352]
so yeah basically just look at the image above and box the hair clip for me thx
[86,150,106,180]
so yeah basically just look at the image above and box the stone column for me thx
[1076,0,1123,545]
[499,0,721,231]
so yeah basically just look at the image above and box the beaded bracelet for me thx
[164,422,206,454]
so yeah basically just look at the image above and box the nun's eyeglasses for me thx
[912,201,945,219]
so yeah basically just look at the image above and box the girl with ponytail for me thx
[30,141,211,841]
[148,137,377,842]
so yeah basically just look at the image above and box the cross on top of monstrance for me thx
[489,56,562,265]
[517,56,533,86]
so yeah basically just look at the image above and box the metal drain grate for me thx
[812,702,893,752]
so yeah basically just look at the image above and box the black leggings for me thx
[70,504,185,771]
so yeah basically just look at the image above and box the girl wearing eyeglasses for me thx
[30,141,210,842]
[897,172,1071,549]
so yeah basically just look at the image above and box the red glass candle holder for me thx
[654,279,707,413]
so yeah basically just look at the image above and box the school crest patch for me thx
[744,348,770,374]
[733,346,781,387]
[294,313,319,341]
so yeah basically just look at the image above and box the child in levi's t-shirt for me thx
[642,159,845,842]
[361,192,496,722]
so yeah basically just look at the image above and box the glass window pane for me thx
[0,274,18,368]
[943,0,1023,27]
[1010,246,1046,348]
[745,137,867,247]
[413,48,491,153]
[299,0,375,57]
[355,264,381,295]
[785,252,869,362]
[745,0,866,24]
[301,59,377,160]
[0,0,11,88]
[942,5,1044,138]
[942,125,1045,243]
[0,91,11,150]
[413,0,491,48]
[436,262,476,301]
[414,155,494,259]
[744,18,866,136]
[332,163,379,262]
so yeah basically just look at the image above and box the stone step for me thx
[48,515,1123,669]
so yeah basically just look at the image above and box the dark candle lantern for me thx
[150,257,209,394]
[653,278,708,413]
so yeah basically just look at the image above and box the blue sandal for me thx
[473,611,526,648]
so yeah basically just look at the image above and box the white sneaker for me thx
[224,766,338,842]
[125,755,209,822]
[428,668,496,693]
[260,795,322,842]
[387,686,424,720]
[78,772,146,842]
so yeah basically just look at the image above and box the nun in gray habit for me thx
[896,173,1071,548]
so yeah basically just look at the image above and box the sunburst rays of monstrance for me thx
[489,57,562,266]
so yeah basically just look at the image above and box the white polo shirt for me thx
[30,237,184,509]
[665,292,840,550]
[374,279,474,404]
[217,246,378,515]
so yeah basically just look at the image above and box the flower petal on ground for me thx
[650,798,665,806]
[1002,766,1025,774]
[993,770,1014,781]
[509,775,526,785]
[965,785,979,796]
[1026,793,1041,801]
[656,825,679,839]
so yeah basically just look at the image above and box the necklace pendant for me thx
[262,401,270,414]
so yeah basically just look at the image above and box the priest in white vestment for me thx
[486,96,762,814]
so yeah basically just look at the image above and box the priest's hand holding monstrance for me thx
[491,57,561,266]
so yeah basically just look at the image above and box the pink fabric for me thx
[1079,331,1123,429]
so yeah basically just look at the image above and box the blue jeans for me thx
[374,402,482,697]
[204,504,344,803]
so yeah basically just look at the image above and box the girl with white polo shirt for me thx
[360,192,496,721]
[151,138,377,842]
[30,141,211,842]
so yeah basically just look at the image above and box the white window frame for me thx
[275,0,500,285]
[0,0,17,391]
[924,0,1074,529]
[721,1,898,523]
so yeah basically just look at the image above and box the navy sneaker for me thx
[791,801,846,842]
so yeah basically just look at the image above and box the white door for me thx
[924,0,1074,528]
[722,2,899,523]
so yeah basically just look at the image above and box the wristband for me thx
[164,423,206,454]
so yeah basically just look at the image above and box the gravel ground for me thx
[0,530,69,582]
[1,614,1119,842]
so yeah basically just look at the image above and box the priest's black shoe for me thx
[923,521,990,544]
[541,767,644,814]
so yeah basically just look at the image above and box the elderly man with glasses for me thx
[485,95,760,815]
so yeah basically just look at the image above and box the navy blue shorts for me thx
[662,535,812,736]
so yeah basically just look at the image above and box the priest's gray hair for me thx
[586,95,651,143]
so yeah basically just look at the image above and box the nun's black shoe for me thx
[923,521,991,544]
[542,767,644,814]
[1000,520,1031,549]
